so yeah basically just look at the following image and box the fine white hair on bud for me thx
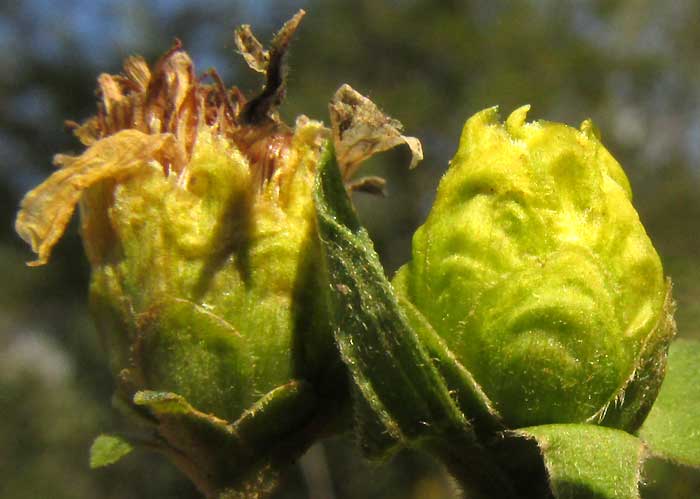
[394,105,674,430]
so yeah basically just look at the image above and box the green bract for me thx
[86,122,334,422]
[394,105,674,429]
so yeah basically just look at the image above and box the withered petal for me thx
[329,84,423,180]
[15,130,185,266]
[234,24,269,74]
[123,56,151,92]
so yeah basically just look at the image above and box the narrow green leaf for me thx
[314,146,518,498]
[397,293,504,437]
[314,145,471,445]
[639,339,700,467]
[519,424,645,499]
[89,434,133,469]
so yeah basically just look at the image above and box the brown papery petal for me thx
[329,84,423,180]
[15,130,185,266]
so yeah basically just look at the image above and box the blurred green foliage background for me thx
[1,1,699,497]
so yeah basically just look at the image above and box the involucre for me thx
[393,105,675,431]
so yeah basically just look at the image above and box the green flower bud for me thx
[15,12,349,495]
[394,105,675,430]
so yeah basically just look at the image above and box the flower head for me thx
[394,105,675,430]
[15,11,424,494]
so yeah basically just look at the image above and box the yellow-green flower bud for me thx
[394,105,675,430]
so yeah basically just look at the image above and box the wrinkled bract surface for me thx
[395,106,669,428]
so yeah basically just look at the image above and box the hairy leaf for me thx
[314,145,470,446]
[639,339,700,467]
[314,147,518,498]
[519,424,645,499]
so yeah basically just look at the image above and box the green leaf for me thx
[314,145,471,446]
[89,434,133,469]
[314,147,519,498]
[519,424,645,499]
[638,339,700,467]
[396,292,504,437]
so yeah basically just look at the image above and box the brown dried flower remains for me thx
[15,9,423,267]
[73,21,301,174]
[15,12,306,267]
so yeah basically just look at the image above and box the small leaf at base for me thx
[90,434,134,468]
